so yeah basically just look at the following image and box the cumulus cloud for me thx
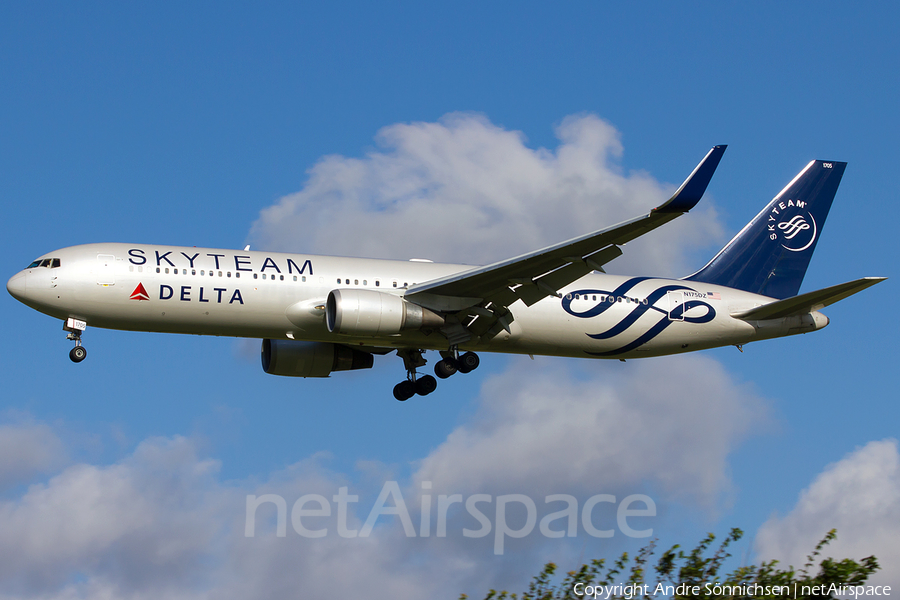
[755,439,900,588]
[413,355,763,507]
[0,436,225,597]
[0,355,768,599]
[0,420,67,491]
[249,113,724,278]
[0,115,757,598]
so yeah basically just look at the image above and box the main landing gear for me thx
[64,318,87,363]
[393,348,480,401]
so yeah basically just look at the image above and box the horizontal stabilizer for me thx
[731,277,886,320]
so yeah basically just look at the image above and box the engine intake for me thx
[326,289,444,336]
[261,339,374,377]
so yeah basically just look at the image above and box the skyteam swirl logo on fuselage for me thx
[561,277,716,357]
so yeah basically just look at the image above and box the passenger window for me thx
[254,273,258,280]
[218,271,223,277]
[375,280,380,287]
[236,272,240,278]
[201,270,205,276]
[192,269,196,275]
[165,268,170,274]
[129,266,134,272]
[336,278,341,284]
[302,276,306,282]
[345,279,349,285]
[227,272,232,278]
[392,281,397,288]
[363,280,367,286]
[156,267,161,273]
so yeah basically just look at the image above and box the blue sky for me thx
[1,3,898,598]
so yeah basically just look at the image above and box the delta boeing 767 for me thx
[7,146,885,400]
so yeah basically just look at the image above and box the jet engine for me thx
[261,339,374,377]
[326,289,444,336]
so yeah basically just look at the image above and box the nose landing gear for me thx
[64,318,87,363]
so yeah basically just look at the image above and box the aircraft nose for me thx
[7,271,27,301]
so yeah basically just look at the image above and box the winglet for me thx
[653,145,727,213]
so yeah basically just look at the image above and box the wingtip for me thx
[654,145,727,214]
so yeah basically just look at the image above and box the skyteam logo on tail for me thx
[768,199,817,252]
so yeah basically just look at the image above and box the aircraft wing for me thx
[403,145,726,344]
[730,277,887,320]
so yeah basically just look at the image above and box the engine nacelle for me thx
[326,289,444,336]
[261,339,374,378]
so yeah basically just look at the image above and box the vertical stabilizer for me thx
[686,160,846,299]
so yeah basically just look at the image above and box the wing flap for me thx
[731,277,886,320]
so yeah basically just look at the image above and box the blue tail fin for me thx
[686,160,846,299]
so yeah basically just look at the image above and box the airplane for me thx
[7,146,886,401]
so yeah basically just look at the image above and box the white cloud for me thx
[755,439,900,588]
[0,436,225,596]
[0,421,67,491]
[0,354,769,599]
[412,355,763,508]
[249,113,724,278]
[0,116,760,598]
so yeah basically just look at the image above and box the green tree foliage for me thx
[461,529,879,600]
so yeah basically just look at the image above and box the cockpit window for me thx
[26,258,61,269]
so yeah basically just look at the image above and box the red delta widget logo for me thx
[129,282,244,305]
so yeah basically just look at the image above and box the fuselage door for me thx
[667,291,684,321]
[97,254,115,286]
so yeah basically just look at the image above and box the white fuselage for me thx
[7,243,828,359]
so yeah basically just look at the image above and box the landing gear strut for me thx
[393,348,481,401]
[393,349,437,401]
[64,318,87,363]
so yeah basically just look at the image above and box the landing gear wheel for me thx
[434,358,458,379]
[415,375,438,396]
[393,380,416,401]
[457,351,480,374]
[69,346,87,363]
